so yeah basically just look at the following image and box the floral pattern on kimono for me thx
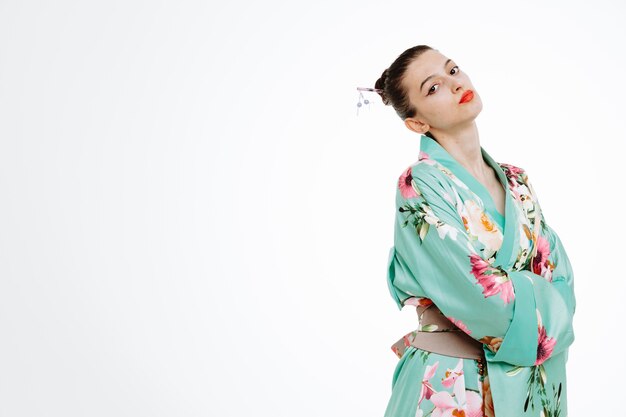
[384,134,576,417]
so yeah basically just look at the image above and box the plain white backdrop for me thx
[0,0,621,416]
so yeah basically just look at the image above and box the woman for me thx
[378,46,576,417]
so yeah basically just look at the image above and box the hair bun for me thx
[374,69,390,105]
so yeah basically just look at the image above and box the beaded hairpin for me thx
[356,86,384,116]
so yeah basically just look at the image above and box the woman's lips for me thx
[459,90,474,104]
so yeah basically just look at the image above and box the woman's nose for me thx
[451,79,464,91]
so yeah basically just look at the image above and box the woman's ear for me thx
[404,117,430,135]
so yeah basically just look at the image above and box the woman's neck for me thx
[429,124,491,183]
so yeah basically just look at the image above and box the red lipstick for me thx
[459,90,474,104]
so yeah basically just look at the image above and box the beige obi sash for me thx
[391,302,486,361]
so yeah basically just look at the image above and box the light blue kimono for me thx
[384,134,576,417]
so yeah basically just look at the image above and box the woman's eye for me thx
[426,66,460,95]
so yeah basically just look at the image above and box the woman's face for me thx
[402,49,483,134]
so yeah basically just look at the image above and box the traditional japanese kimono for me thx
[384,134,576,417]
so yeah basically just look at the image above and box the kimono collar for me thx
[419,134,517,267]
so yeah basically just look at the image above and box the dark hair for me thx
[375,44,437,140]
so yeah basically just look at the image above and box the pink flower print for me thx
[535,324,556,365]
[464,391,484,417]
[532,234,553,282]
[500,163,524,177]
[418,361,440,405]
[469,253,490,276]
[448,317,472,335]
[418,150,430,161]
[431,366,483,417]
[500,163,525,189]
[469,254,515,304]
[398,167,419,199]
[403,297,420,307]
[402,332,414,348]
[391,345,402,359]
[441,358,464,388]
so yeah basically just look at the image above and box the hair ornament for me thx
[355,87,383,116]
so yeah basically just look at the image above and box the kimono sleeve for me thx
[529,218,576,363]
[386,165,574,367]
[543,222,576,317]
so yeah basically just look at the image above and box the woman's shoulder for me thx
[394,159,445,198]
[396,150,464,184]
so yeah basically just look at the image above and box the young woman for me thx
[378,45,576,417]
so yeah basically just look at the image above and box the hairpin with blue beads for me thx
[356,87,383,116]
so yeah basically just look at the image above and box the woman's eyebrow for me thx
[420,58,452,92]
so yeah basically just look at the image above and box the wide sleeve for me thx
[386,166,575,367]
[530,217,576,363]
[543,223,576,317]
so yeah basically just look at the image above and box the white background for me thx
[0,0,621,416]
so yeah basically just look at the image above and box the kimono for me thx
[384,134,576,417]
